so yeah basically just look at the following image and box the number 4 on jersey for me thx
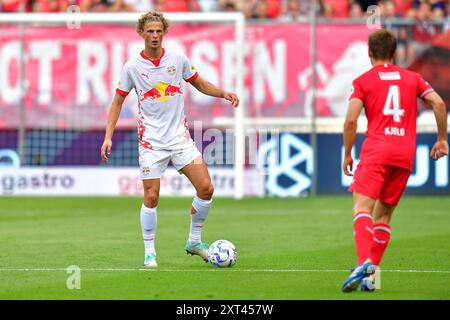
[383,85,405,123]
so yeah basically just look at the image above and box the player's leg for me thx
[342,192,378,292]
[371,200,395,266]
[179,156,214,262]
[139,149,170,268]
[371,166,409,266]
[361,166,409,291]
[353,192,377,265]
[342,164,384,292]
[140,179,160,268]
[360,200,396,291]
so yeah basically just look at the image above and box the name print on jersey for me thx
[378,71,401,80]
[384,126,405,136]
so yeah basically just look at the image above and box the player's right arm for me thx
[423,92,448,160]
[101,93,126,162]
[343,98,364,176]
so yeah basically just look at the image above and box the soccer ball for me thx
[207,240,238,268]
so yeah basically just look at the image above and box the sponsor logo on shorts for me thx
[142,167,150,176]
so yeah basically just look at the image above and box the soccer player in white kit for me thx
[100,12,239,267]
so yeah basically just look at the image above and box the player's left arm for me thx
[423,91,448,160]
[189,76,239,108]
[343,98,364,176]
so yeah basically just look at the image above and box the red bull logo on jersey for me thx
[140,82,183,102]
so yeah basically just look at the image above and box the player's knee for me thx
[198,182,214,200]
[207,184,214,198]
[144,191,159,208]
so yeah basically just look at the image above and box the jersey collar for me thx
[372,63,393,69]
[140,48,165,67]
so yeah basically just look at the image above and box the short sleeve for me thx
[182,54,198,83]
[417,75,434,99]
[116,63,134,96]
[349,80,364,102]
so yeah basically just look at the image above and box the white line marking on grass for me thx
[0,268,450,274]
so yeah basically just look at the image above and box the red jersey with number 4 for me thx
[350,63,434,171]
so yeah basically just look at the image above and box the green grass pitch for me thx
[0,196,449,300]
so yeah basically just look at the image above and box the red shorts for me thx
[349,164,411,206]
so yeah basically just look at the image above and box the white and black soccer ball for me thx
[207,240,237,268]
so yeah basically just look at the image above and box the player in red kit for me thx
[341,29,448,292]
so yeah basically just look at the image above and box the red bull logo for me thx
[140,82,182,102]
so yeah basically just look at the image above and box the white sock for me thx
[140,204,157,254]
[188,195,212,246]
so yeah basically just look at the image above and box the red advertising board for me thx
[0,24,373,129]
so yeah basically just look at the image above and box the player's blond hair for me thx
[136,11,170,35]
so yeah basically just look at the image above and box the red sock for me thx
[353,212,374,264]
[371,223,391,266]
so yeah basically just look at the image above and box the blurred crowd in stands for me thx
[1,0,448,66]
[0,0,449,19]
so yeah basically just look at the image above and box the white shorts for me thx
[139,140,202,180]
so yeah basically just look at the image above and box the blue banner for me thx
[258,133,450,196]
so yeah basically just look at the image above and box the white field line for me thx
[0,268,450,274]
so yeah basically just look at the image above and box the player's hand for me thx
[101,139,112,162]
[343,155,354,176]
[430,140,449,161]
[223,92,239,108]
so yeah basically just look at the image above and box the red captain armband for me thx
[185,72,199,83]
[116,88,129,96]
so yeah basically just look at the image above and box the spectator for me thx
[403,0,444,65]
[1,0,31,11]
[247,0,280,18]
[267,0,281,18]
[197,0,219,11]
[123,0,154,12]
[281,0,324,21]
[255,0,269,18]
[409,0,446,18]
[219,0,238,11]
[349,2,364,18]
[240,0,258,18]
[32,0,68,12]
[379,0,410,66]
[157,0,200,12]
[322,2,334,18]
[353,0,378,11]
[392,0,414,17]
[136,0,204,12]
[280,0,304,21]
[151,0,164,11]
[322,0,348,18]
[79,0,125,12]
[380,0,398,17]
[428,0,446,18]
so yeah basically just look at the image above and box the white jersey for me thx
[116,48,198,150]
